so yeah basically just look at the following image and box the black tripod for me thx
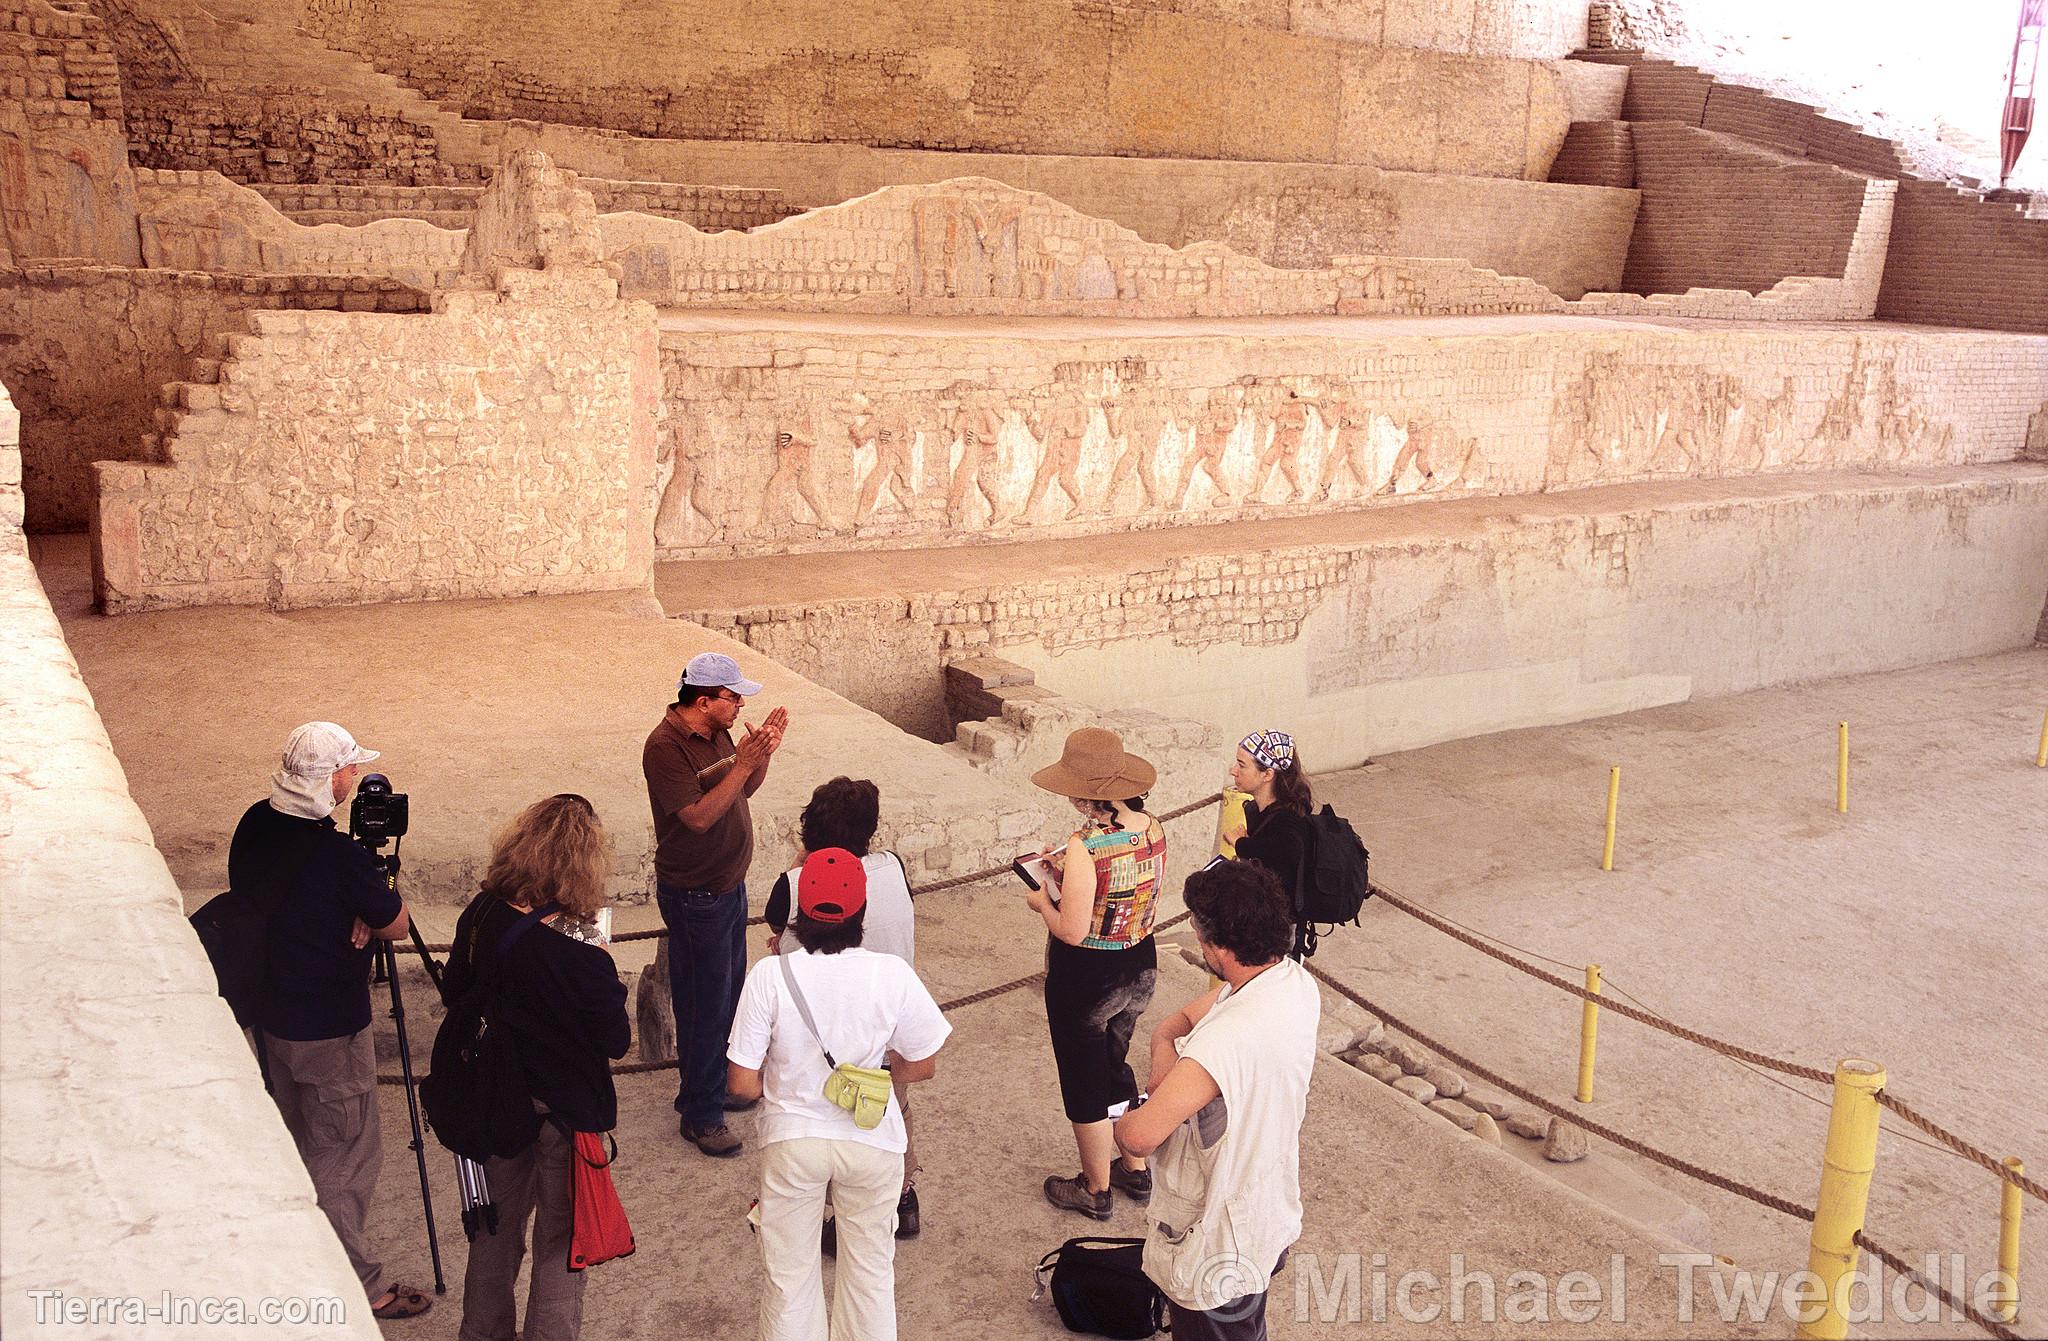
[364,838,449,1297]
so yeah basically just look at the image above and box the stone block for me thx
[1391,1075,1438,1104]
[1543,1116,1590,1162]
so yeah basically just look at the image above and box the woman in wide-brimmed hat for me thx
[1022,727,1166,1221]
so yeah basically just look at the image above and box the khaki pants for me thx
[458,1121,586,1341]
[758,1137,903,1341]
[263,1028,387,1301]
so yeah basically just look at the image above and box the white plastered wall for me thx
[0,377,383,1337]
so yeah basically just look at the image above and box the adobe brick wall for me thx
[1621,123,1871,296]
[0,0,141,263]
[1576,52,1908,178]
[133,167,469,284]
[296,0,1573,179]
[122,88,467,184]
[1,264,429,532]
[1548,120,1634,188]
[600,178,1580,318]
[1876,181,2048,335]
[1112,0,1589,57]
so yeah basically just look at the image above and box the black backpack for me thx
[1293,805,1371,957]
[188,828,321,1030]
[1035,1237,1165,1338]
[421,904,554,1161]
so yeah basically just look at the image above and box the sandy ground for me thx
[30,535,1038,906]
[1298,648,2048,1339]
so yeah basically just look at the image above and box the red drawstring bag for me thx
[567,1132,635,1271]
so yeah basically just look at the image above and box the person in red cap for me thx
[726,849,950,1341]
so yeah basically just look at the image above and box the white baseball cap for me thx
[280,721,380,779]
[679,652,763,698]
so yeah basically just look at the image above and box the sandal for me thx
[370,1284,433,1320]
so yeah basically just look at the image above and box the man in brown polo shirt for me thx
[645,651,788,1155]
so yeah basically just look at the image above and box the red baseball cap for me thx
[798,848,867,923]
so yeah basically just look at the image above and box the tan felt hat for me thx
[1030,727,1158,801]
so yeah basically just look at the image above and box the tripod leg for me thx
[408,920,445,997]
[382,939,447,1294]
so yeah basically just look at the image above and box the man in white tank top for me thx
[1113,861,1321,1340]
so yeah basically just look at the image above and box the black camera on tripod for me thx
[349,772,410,848]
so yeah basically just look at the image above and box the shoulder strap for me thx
[776,952,837,1069]
[456,903,557,1011]
[495,903,557,957]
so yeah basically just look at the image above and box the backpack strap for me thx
[776,952,837,1069]
[452,903,557,1013]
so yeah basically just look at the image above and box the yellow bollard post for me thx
[1215,788,1251,859]
[1797,1058,1885,1341]
[1995,1156,2024,1323]
[2036,711,2047,769]
[1836,722,1849,814]
[1575,964,1601,1103]
[1601,767,1620,872]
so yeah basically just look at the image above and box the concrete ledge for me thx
[0,402,379,1335]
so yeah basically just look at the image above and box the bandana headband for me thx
[1240,729,1295,773]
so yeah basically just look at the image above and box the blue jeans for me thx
[657,881,747,1129]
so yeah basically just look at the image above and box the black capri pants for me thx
[1043,935,1158,1124]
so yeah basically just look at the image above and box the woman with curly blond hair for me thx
[443,794,631,1341]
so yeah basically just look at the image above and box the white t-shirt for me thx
[1143,957,1321,1310]
[785,853,915,966]
[726,947,950,1154]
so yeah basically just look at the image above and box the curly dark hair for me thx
[800,777,880,856]
[1183,860,1293,967]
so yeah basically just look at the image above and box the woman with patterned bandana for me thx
[1227,730,1316,958]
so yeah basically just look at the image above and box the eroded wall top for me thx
[294,0,1573,179]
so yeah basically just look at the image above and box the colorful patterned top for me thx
[1077,820,1167,950]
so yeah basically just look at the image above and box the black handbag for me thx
[1034,1236,1166,1338]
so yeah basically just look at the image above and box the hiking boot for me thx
[1108,1157,1152,1204]
[821,1216,837,1258]
[682,1121,742,1158]
[1043,1173,1112,1221]
[895,1186,920,1239]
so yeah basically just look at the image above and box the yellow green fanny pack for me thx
[778,953,893,1131]
[822,1063,893,1130]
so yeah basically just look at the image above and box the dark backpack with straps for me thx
[188,824,322,1029]
[1293,805,1371,957]
[421,904,554,1161]
[1035,1236,1166,1338]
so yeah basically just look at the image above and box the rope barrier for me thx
[1363,881,1835,1085]
[1364,880,2046,1207]
[381,783,2042,1210]
[1853,1233,2022,1341]
[398,792,1227,955]
[1300,960,1822,1223]
[1872,1091,2048,1207]
[1303,961,2022,1341]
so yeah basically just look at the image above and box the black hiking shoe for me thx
[1043,1173,1112,1221]
[895,1186,921,1239]
[1108,1157,1152,1204]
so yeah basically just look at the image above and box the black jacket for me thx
[443,894,632,1133]
[1235,802,1313,910]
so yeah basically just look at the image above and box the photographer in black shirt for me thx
[227,721,428,1320]
[444,794,631,1341]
